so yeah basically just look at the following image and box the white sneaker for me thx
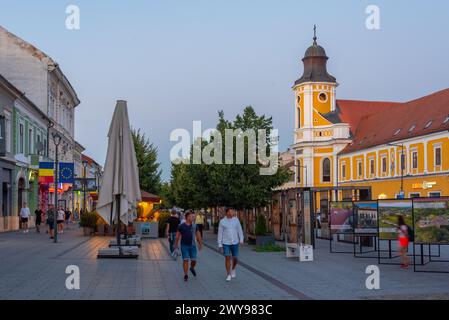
[231,269,236,278]
[226,274,232,282]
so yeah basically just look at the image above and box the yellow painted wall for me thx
[312,88,332,114]
[427,137,449,172]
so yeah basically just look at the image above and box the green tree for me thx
[132,129,162,194]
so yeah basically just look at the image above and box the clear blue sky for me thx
[1,0,449,181]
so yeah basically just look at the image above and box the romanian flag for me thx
[39,162,54,184]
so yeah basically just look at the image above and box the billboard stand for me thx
[412,197,449,273]
[329,201,355,254]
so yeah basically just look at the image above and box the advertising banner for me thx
[330,201,353,234]
[413,197,449,244]
[354,201,378,234]
[378,200,413,240]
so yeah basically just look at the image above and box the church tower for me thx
[292,26,350,190]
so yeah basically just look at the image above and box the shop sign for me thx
[412,181,437,190]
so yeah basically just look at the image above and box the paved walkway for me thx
[0,226,294,300]
[2,226,449,299]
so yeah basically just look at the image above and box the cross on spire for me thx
[313,25,317,45]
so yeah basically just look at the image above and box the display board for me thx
[354,201,378,234]
[378,200,413,240]
[414,197,449,244]
[329,201,353,234]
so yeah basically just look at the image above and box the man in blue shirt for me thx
[174,210,203,281]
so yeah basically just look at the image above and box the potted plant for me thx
[80,212,97,236]
[255,214,275,246]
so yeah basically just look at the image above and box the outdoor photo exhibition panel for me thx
[377,199,413,265]
[413,197,449,273]
[329,201,354,254]
[353,201,378,258]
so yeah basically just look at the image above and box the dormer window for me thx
[393,129,401,136]
[408,125,416,133]
[424,121,433,129]
[444,115,449,124]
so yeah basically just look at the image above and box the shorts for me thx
[180,244,197,261]
[21,217,29,223]
[223,244,239,257]
[399,237,409,248]
[47,221,55,230]
[57,220,64,224]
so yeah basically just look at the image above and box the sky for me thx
[1,0,449,181]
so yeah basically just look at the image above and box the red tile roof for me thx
[339,88,449,154]
[336,100,400,135]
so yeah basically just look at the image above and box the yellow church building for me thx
[272,30,449,244]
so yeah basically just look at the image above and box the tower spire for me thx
[313,24,317,45]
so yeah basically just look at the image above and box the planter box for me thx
[255,235,275,246]
[83,227,94,236]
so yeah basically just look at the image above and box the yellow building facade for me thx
[290,32,449,208]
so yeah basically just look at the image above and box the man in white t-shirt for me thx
[20,202,31,233]
[217,207,244,282]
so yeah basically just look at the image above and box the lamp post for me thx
[388,142,405,198]
[52,131,61,243]
[82,160,88,213]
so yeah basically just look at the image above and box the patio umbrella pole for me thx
[116,195,121,248]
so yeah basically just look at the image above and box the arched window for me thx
[297,107,301,129]
[322,158,331,182]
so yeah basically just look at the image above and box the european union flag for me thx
[59,162,75,183]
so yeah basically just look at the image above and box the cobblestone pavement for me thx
[1,226,449,300]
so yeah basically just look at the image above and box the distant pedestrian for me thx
[195,210,205,238]
[65,209,72,227]
[46,205,56,239]
[20,203,31,233]
[316,212,322,229]
[397,216,410,269]
[57,207,65,234]
[74,208,79,221]
[166,209,180,256]
[217,207,244,282]
[174,210,202,282]
[34,207,43,233]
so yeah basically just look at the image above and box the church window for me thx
[318,92,327,103]
[322,158,331,182]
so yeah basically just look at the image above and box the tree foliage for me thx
[169,106,290,210]
[132,129,162,194]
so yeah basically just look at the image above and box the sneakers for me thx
[190,267,197,277]
[184,275,188,282]
[226,274,232,282]
[231,269,236,278]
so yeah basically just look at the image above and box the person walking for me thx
[20,203,31,233]
[46,205,56,240]
[174,210,202,282]
[57,207,65,234]
[217,207,244,282]
[65,209,72,228]
[34,207,43,233]
[195,210,205,238]
[166,209,180,256]
[397,216,410,269]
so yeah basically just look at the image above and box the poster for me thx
[354,201,378,234]
[330,201,353,234]
[378,200,412,240]
[414,197,449,244]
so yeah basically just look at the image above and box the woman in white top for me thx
[217,208,244,282]
[397,216,409,268]
[57,207,65,234]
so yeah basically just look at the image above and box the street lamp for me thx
[82,160,88,213]
[387,142,405,198]
[52,131,61,243]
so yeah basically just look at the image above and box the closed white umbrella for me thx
[97,100,141,232]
